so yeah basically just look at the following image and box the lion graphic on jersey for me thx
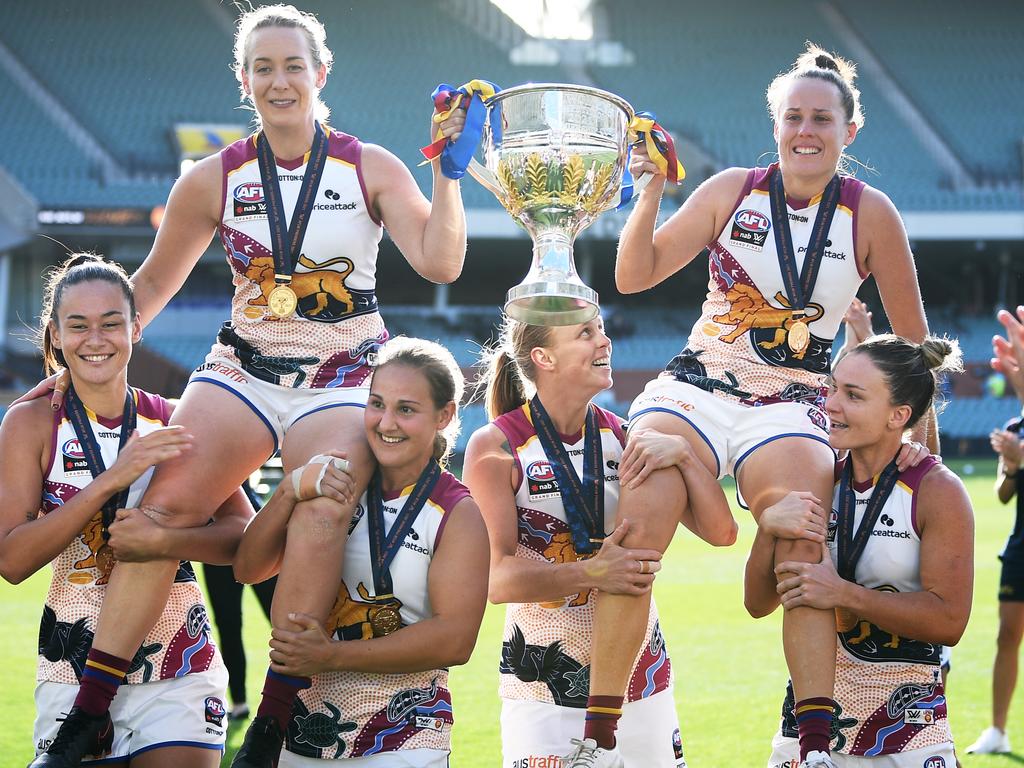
[713,285,825,360]
[327,580,404,641]
[540,532,591,608]
[245,254,355,317]
[72,512,111,585]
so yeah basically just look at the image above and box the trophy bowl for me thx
[468,83,644,326]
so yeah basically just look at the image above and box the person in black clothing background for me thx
[968,307,1024,755]
[965,415,1024,754]
[202,479,276,721]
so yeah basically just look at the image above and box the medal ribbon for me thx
[836,457,901,582]
[419,79,501,180]
[65,385,137,534]
[768,167,841,316]
[528,396,605,555]
[366,461,442,596]
[618,111,686,209]
[255,120,330,290]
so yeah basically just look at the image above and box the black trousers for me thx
[202,563,276,704]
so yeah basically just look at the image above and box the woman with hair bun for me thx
[232,336,488,767]
[464,315,735,768]
[745,335,973,768]
[576,43,931,768]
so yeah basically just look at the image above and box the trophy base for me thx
[505,282,599,326]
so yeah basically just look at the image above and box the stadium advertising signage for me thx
[37,207,163,230]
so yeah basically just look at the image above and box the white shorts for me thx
[768,733,956,768]
[628,375,831,480]
[280,747,448,767]
[500,687,686,768]
[190,356,369,452]
[33,666,229,762]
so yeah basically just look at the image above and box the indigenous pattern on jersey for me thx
[779,456,950,756]
[37,390,222,686]
[214,126,387,389]
[672,163,866,405]
[287,471,470,760]
[492,404,672,708]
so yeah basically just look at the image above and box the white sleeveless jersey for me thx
[212,126,387,389]
[779,456,951,756]
[37,389,222,686]
[491,404,672,708]
[288,471,470,760]
[678,164,866,404]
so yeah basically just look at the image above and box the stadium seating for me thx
[0,0,1018,212]
[590,0,1021,210]
[842,0,1024,183]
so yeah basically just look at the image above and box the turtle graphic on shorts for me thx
[293,702,358,757]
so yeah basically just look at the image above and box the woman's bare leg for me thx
[993,601,1024,731]
[738,436,836,762]
[586,412,716,749]
[237,405,373,766]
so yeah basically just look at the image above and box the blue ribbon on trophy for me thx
[420,79,502,180]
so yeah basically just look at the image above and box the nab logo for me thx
[526,461,555,481]
[924,757,946,768]
[734,209,771,233]
[233,182,264,204]
[61,439,84,459]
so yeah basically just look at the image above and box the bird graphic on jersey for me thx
[500,624,589,708]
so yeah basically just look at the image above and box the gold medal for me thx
[370,605,402,637]
[268,284,298,318]
[95,544,116,578]
[787,319,810,354]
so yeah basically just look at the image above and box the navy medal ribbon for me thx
[366,461,442,596]
[768,168,842,319]
[255,121,330,292]
[64,385,138,534]
[528,396,605,555]
[836,457,901,582]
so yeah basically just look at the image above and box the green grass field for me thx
[1,458,1019,766]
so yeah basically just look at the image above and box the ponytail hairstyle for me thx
[38,253,136,375]
[234,4,333,125]
[372,337,464,468]
[766,42,864,130]
[852,334,964,429]
[478,315,554,420]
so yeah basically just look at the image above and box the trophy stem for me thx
[505,231,599,327]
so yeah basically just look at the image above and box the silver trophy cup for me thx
[468,84,648,326]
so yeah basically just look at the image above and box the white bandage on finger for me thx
[292,454,351,501]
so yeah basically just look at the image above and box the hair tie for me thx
[814,54,839,72]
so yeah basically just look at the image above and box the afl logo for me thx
[233,182,264,204]
[61,439,84,459]
[526,461,555,481]
[924,758,945,768]
[734,209,771,233]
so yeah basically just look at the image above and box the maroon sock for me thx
[73,649,131,716]
[583,694,624,750]
[795,696,835,761]
[255,669,311,731]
